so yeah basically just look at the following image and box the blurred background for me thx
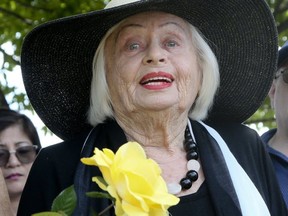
[0,0,288,147]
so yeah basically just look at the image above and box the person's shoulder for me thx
[39,129,91,156]
[204,121,262,151]
[205,121,257,137]
[260,128,276,144]
[205,121,266,161]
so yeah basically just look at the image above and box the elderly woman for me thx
[0,109,41,215]
[18,0,287,215]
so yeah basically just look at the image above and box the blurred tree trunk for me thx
[0,89,9,109]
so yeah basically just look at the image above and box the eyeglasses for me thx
[275,68,288,84]
[0,145,38,167]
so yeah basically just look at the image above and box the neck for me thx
[9,195,20,216]
[115,109,189,147]
[269,128,288,156]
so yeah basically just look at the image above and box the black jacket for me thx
[17,120,288,216]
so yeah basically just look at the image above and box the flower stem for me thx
[99,203,114,216]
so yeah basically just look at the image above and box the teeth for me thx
[145,82,166,85]
[142,76,172,84]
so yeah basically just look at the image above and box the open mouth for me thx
[140,72,174,86]
[140,76,174,85]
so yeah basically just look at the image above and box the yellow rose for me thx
[81,142,180,216]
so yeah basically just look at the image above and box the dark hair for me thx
[279,57,288,69]
[278,41,288,69]
[0,108,41,152]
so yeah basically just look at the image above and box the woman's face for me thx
[105,12,201,116]
[269,69,288,126]
[0,125,35,198]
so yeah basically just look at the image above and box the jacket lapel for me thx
[73,120,127,216]
[191,120,242,216]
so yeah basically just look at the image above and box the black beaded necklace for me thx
[181,126,199,187]
[167,125,200,195]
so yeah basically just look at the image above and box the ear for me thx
[268,81,276,109]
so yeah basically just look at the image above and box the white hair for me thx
[88,20,220,126]
[188,27,219,120]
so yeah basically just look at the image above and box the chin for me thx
[7,182,25,194]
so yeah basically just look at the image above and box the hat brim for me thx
[21,0,278,140]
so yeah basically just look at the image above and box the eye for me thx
[17,147,30,154]
[166,41,177,48]
[0,149,8,157]
[16,146,35,155]
[128,43,140,51]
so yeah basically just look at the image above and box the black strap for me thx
[73,120,127,216]
[73,126,100,216]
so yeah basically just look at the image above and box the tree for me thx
[0,0,105,109]
[1,0,288,130]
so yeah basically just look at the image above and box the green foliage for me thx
[268,0,288,44]
[86,191,113,199]
[32,212,64,216]
[51,184,77,215]
[0,0,106,109]
[245,97,277,130]
[32,184,77,216]
[32,183,114,216]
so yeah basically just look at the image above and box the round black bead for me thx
[184,141,197,152]
[187,170,198,181]
[186,150,198,160]
[180,177,192,189]
[176,125,200,193]
[185,132,191,139]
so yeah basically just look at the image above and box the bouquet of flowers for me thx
[33,142,179,216]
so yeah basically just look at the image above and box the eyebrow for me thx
[0,141,32,147]
[115,23,142,42]
[160,21,186,31]
[115,21,186,42]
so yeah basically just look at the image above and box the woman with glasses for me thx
[0,108,41,215]
[261,41,288,208]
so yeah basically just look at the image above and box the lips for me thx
[5,173,23,180]
[140,72,174,86]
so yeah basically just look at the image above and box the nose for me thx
[6,152,21,168]
[143,44,166,65]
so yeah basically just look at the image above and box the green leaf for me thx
[51,185,77,215]
[86,191,112,199]
[95,176,108,187]
[32,212,64,216]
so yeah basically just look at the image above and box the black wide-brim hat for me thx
[21,0,278,141]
